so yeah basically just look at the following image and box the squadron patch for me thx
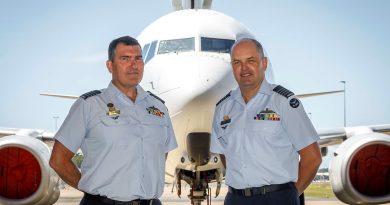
[220,115,231,129]
[254,108,280,121]
[289,98,300,108]
[106,103,120,119]
[146,106,165,117]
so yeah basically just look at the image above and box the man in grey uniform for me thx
[50,36,177,205]
[210,38,322,205]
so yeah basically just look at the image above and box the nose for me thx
[239,61,249,71]
[128,59,143,69]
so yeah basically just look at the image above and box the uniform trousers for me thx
[224,182,299,205]
[79,193,162,205]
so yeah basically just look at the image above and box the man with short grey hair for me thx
[211,38,322,205]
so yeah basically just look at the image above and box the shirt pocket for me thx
[250,120,281,135]
[142,116,168,145]
[96,116,136,147]
[250,120,290,148]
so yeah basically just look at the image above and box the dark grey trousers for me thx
[224,183,299,205]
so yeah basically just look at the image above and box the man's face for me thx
[106,43,144,90]
[231,41,267,90]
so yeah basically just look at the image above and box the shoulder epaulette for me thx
[273,85,294,99]
[80,90,101,100]
[147,91,165,104]
[216,91,231,106]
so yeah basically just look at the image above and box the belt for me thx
[84,193,155,205]
[228,182,293,197]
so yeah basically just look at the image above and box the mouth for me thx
[127,72,139,75]
[240,73,252,77]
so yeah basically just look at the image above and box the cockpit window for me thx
[145,40,157,64]
[201,37,235,53]
[157,37,195,54]
[142,43,150,59]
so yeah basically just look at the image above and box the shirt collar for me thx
[107,82,148,104]
[232,79,273,102]
[258,79,273,95]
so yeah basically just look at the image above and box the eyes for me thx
[232,58,257,67]
[119,56,143,63]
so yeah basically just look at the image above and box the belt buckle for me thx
[261,187,266,195]
[130,201,141,205]
[244,188,251,197]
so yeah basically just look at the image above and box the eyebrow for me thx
[233,56,256,62]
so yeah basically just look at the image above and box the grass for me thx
[305,182,336,198]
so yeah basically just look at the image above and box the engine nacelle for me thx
[0,135,60,205]
[330,133,390,204]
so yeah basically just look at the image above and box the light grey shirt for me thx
[210,80,319,189]
[55,82,177,201]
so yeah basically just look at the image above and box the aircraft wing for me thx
[0,127,55,141]
[370,124,390,135]
[317,124,390,147]
[296,90,344,99]
[0,128,19,138]
[40,92,78,100]
[317,127,346,147]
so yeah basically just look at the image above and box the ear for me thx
[262,57,268,71]
[106,60,113,73]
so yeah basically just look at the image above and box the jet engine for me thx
[330,133,390,204]
[0,135,60,205]
[174,132,224,205]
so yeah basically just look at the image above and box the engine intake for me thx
[0,135,60,205]
[330,133,390,204]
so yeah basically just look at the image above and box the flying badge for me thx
[146,106,165,117]
[106,103,120,119]
[220,115,231,129]
[254,108,280,121]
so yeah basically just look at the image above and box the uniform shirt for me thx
[210,79,319,189]
[55,82,177,201]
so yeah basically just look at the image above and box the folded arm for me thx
[296,142,322,195]
[49,140,81,189]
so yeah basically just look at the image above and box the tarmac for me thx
[53,184,380,205]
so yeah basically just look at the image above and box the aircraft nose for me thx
[146,53,233,95]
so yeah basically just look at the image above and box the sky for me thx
[1,0,389,168]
